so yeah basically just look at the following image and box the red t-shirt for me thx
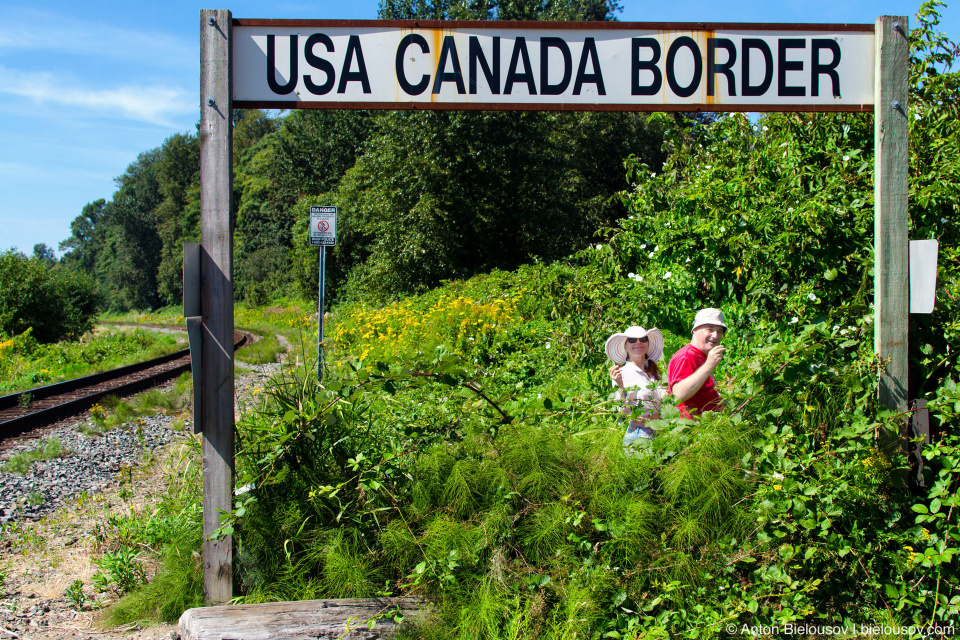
[668,343,722,418]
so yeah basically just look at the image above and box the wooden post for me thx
[874,15,909,413]
[199,8,234,605]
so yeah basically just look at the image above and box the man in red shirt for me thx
[668,308,727,419]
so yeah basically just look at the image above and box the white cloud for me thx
[0,66,193,127]
[0,161,110,184]
[0,8,193,69]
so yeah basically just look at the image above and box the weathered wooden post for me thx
[874,15,910,414]
[199,8,234,604]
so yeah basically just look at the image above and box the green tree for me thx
[378,0,621,20]
[154,133,201,306]
[0,250,99,342]
[103,149,165,310]
[235,110,373,302]
[287,108,664,305]
[59,199,107,275]
[32,243,56,265]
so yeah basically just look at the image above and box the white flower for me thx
[640,243,647,249]
[663,271,672,279]
[628,272,636,279]
[546,342,551,349]
[685,257,691,263]
[653,245,659,252]
[808,292,817,301]
[915,112,922,120]
[790,317,799,324]
[739,221,746,227]
[648,252,655,258]
[595,244,602,250]
[942,218,948,223]
[842,155,850,161]
[650,172,657,178]
[833,325,840,331]
[234,483,255,496]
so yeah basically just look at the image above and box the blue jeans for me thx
[623,424,655,448]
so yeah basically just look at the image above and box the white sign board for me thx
[310,206,337,246]
[233,20,875,111]
[910,239,938,314]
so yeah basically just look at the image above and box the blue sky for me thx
[1,0,955,257]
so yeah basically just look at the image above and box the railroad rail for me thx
[0,329,249,440]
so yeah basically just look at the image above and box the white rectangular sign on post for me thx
[910,239,938,314]
[233,20,875,111]
[310,206,337,246]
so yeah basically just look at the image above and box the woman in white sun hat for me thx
[604,326,666,445]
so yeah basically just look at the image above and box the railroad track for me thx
[0,329,251,440]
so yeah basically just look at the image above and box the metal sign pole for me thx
[310,206,337,383]
[318,246,325,383]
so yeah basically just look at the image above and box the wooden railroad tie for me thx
[179,597,428,640]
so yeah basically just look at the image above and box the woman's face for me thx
[625,336,648,364]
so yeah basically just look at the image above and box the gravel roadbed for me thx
[0,334,289,640]
[0,416,187,526]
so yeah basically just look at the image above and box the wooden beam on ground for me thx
[874,15,910,413]
[178,597,429,640]
[199,8,235,605]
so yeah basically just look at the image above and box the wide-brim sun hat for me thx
[604,326,665,365]
[692,308,728,333]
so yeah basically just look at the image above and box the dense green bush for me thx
[0,249,99,343]
[0,326,181,394]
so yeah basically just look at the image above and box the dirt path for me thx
[0,438,189,640]
[0,334,292,640]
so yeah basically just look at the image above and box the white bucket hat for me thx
[692,308,728,333]
[604,326,665,365]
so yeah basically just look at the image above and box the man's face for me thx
[692,324,725,352]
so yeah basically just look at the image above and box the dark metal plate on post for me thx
[184,242,203,434]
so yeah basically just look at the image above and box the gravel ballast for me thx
[0,416,188,525]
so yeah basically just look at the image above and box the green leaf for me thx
[824,268,838,281]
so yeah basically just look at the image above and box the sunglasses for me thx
[626,337,649,344]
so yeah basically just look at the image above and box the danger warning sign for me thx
[310,206,337,246]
